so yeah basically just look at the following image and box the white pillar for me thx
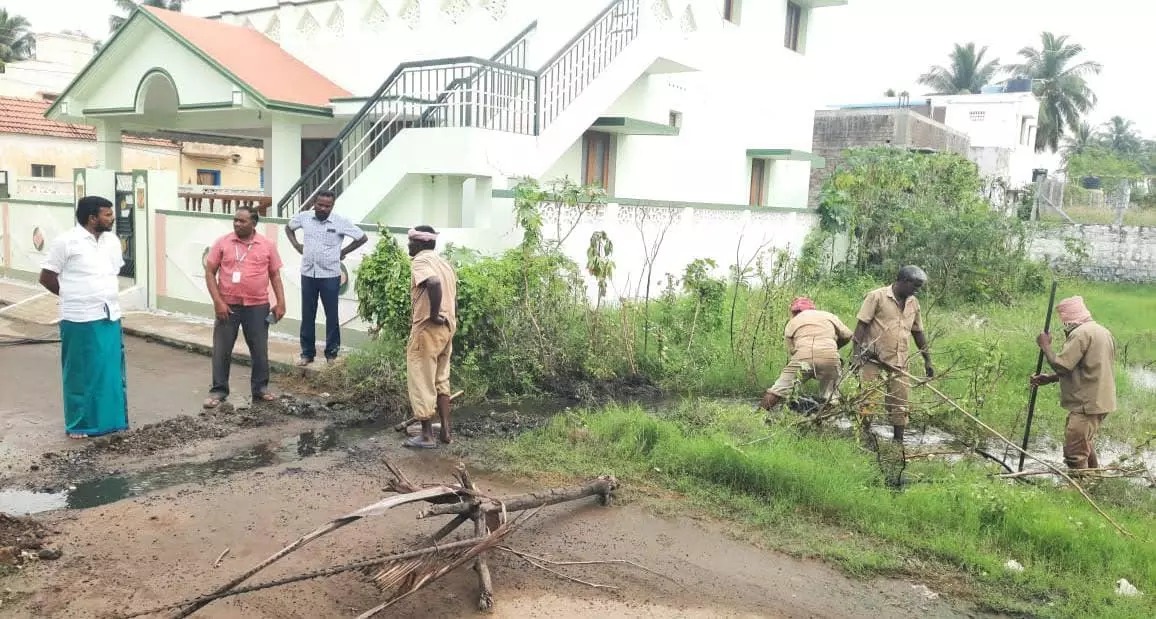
[95,120,123,171]
[269,115,302,208]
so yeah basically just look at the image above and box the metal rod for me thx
[1018,280,1059,472]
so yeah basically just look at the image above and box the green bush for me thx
[813,147,1045,303]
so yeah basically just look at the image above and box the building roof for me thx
[142,7,350,109]
[0,96,176,147]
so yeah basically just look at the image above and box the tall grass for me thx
[494,402,1156,618]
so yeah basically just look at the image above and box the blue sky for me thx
[7,0,1149,137]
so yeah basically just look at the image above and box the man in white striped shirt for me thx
[285,191,367,366]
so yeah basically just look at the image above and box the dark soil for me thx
[0,513,51,551]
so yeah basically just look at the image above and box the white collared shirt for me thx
[40,225,124,323]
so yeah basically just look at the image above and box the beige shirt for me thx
[856,286,924,366]
[785,310,853,361]
[410,250,458,332]
[1054,321,1116,415]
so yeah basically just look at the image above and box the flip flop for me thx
[403,437,438,450]
[203,397,223,409]
[254,392,276,402]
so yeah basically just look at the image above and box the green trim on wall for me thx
[746,148,827,168]
[0,268,40,284]
[487,190,812,214]
[592,116,680,136]
[155,295,372,349]
[157,208,235,221]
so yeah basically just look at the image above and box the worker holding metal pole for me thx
[1029,296,1117,471]
[1017,281,1058,472]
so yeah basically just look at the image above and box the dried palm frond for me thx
[360,510,538,618]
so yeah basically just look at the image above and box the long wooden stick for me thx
[393,390,465,431]
[884,362,1133,538]
[1019,280,1059,471]
[419,476,618,518]
[171,486,461,618]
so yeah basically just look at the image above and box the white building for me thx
[925,84,1043,188]
[14,0,847,331]
[0,32,98,100]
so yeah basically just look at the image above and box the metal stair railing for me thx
[275,0,642,217]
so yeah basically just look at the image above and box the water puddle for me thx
[0,398,576,516]
[1127,365,1156,391]
[0,428,356,516]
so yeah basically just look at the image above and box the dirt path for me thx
[1,331,991,618]
[1,440,985,619]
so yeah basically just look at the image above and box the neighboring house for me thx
[809,106,970,207]
[0,95,179,197]
[37,0,848,309]
[0,32,96,100]
[0,31,264,192]
[822,81,1046,189]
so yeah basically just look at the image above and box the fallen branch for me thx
[499,546,618,590]
[212,548,229,569]
[496,546,677,584]
[419,476,617,518]
[885,362,1134,538]
[171,485,462,618]
[120,536,493,618]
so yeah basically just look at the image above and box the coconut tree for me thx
[1005,32,1102,153]
[0,9,35,68]
[1101,116,1142,156]
[917,42,1000,95]
[109,0,185,34]
[1060,121,1097,164]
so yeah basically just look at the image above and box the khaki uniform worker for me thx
[402,225,459,450]
[853,266,935,443]
[1030,296,1116,470]
[760,297,853,411]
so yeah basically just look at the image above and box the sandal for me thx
[203,397,223,409]
[254,392,276,402]
[403,436,438,450]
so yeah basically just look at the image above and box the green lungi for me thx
[59,319,128,436]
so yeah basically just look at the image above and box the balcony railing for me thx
[275,0,643,218]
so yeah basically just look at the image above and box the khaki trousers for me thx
[1063,412,1107,470]
[406,324,453,421]
[858,361,911,427]
[768,358,841,401]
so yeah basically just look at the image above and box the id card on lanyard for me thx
[232,241,253,284]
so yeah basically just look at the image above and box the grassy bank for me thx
[340,280,1156,447]
[489,401,1156,618]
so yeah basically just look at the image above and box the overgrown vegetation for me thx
[811,147,1046,303]
[490,402,1156,618]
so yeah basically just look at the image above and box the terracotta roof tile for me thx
[0,96,176,147]
[144,7,351,109]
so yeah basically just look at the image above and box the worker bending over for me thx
[760,297,853,412]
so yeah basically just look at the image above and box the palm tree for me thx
[1005,32,1102,153]
[1101,116,1141,156]
[109,0,184,34]
[0,9,36,68]
[917,42,1000,95]
[1060,122,1097,163]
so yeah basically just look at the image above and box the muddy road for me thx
[0,334,991,618]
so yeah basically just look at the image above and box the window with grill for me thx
[31,164,56,178]
[784,2,803,52]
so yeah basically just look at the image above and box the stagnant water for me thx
[1,383,1151,516]
[0,399,570,516]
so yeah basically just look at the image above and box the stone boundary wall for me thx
[1029,223,1156,283]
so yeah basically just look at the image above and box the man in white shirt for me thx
[39,196,129,439]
